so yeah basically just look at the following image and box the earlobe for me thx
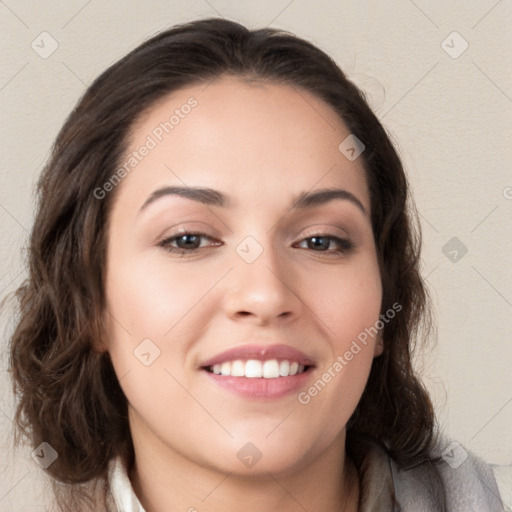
[91,333,108,353]
[91,337,107,354]
[91,311,109,353]
[373,335,384,357]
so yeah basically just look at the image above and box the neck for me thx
[129,427,359,512]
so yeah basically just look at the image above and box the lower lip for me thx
[202,369,313,400]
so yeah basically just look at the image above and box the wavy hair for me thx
[6,17,440,510]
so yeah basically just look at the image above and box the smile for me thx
[206,359,309,378]
[200,344,316,399]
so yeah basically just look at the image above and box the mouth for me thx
[203,359,313,378]
[200,344,316,400]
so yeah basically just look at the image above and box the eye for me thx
[295,234,354,254]
[157,231,354,256]
[158,232,221,254]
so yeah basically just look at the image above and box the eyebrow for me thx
[139,185,367,215]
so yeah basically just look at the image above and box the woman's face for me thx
[103,76,383,476]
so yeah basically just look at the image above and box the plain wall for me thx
[1,1,511,509]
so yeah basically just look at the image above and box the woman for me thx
[7,17,509,511]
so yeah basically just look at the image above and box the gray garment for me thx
[354,435,505,511]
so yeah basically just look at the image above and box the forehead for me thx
[115,75,370,213]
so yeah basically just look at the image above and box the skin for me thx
[102,75,383,512]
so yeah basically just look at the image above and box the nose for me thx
[222,242,303,326]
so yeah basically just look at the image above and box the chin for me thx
[201,432,320,477]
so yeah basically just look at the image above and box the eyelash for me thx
[157,231,355,256]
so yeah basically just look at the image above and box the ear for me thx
[373,333,384,357]
[91,333,108,353]
[91,309,110,353]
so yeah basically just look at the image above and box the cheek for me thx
[296,255,382,411]
[103,256,223,403]
[104,255,220,342]
[297,332,376,441]
[299,255,382,342]
[103,266,197,441]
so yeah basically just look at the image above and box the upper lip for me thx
[200,344,316,368]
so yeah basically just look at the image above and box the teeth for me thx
[245,360,263,378]
[221,361,231,376]
[263,360,280,379]
[279,360,290,376]
[231,360,245,377]
[209,359,308,378]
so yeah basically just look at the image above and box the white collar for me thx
[108,456,146,512]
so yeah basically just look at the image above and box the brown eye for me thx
[296,235,354,253]
[158,232,221,254]
[172,234,202,250]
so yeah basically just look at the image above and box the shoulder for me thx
[351,433,508,511]
[389,435,508,511]
[490,462,512,511]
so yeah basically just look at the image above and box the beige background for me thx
[1,1,511,509]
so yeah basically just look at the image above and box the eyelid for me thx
[298,224,351,241]
[155,221,221,242]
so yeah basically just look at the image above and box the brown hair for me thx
[6,17,441,510]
